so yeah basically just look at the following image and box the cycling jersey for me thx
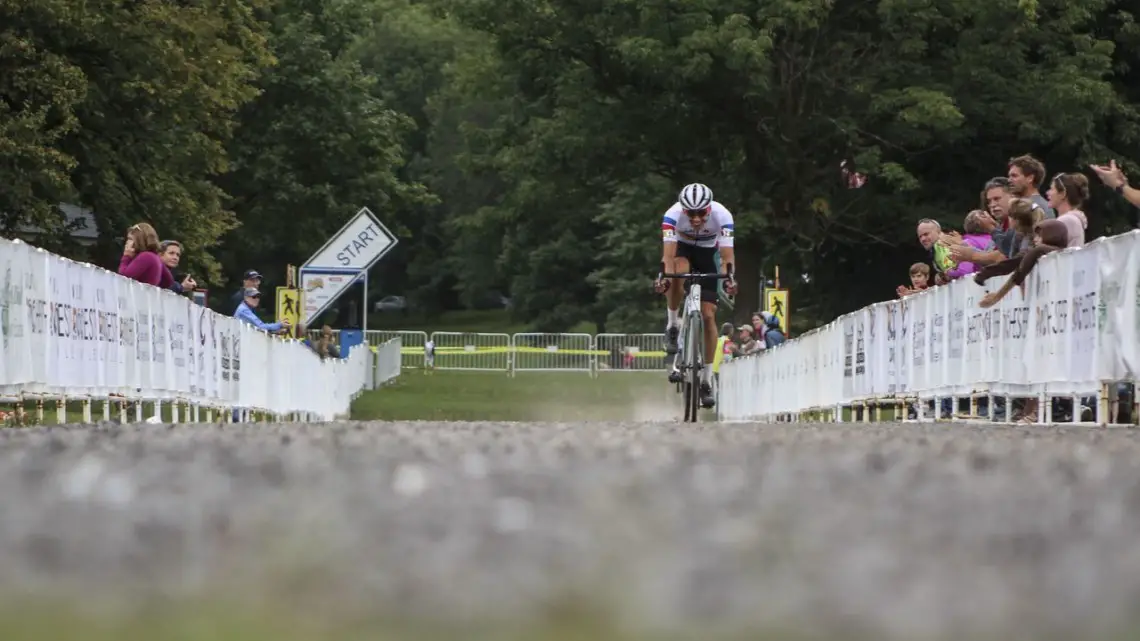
[661,201,735,249]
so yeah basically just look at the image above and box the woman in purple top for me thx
[946,210,997,279]
[118,222,174,288]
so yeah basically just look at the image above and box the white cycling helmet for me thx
[678,183,713,211]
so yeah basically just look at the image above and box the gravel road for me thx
[2,421,1140,640]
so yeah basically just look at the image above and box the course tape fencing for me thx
[0,237,390,423]
[718,229,1140,425]
[312,330,673,375]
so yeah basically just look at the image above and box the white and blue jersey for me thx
[661,201,735,249]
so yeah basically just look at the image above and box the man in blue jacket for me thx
[233,288,290,334]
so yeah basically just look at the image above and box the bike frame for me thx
[658,263,734,422]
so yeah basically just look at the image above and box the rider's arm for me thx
[661,211,678,264]
[716,207,735,275]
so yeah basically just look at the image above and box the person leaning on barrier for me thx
[975,218,1069,309]
[118,222,174,288]
[305,325,341,360]
[760,312,786,348]
[233,288,290,335]
[158,240,197,296]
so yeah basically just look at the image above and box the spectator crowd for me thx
[892,154,1136,423]
[719,153,1138,424]
[115,222,340,361]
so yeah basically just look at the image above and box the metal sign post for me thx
[300,206,398,330]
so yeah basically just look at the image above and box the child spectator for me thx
[896,263,930,298]
[946,210,997,279]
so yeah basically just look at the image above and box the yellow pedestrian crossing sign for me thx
[764,288,789,334]
[277,287,300,336]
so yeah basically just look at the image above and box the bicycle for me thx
[656,262,735,423]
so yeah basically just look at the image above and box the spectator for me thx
[1007,154,1056,218]
[712,322,734,386]
[234,288,289,334]
[897,263,931,297]
[749,312,768,347]
[977,219,1069,308]
[735,325,762,356]
[159,240,197,295]
[981,177,1013,227]
[1046,173,1089,248]
[916,219,957,284]
[969,196,1045,269]
[119,223,174,288]
[946,210,996,279]
[1090,159,1140,210]
[762,313,786,348]
[305,325,341,360]
[229,270,263,313]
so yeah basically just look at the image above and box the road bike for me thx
[656,263,734,423]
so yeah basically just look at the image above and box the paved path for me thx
[2,421,1139,640]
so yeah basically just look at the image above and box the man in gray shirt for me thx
[1007,153,1055,218]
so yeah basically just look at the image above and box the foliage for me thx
[4,0,1140,332]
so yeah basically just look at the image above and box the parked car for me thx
[373,295,407,313]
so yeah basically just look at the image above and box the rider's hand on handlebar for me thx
[724,277,737,296]
[654,276,670,294]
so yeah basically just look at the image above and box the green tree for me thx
[3,0,270,268]
[442,0,1139,328]
[0,0,88,246]
[216,0,431,305]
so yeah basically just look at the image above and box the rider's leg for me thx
[664,255,689,356]
[666,255,689,326]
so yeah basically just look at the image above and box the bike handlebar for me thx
[661,273,734,279]
[657,262,735,281]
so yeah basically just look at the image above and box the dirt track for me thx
[2,421,1140,640]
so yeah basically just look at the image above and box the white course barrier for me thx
[373,337,403,385]
[511,332,594,373]
[366,330,428,369]
[595,333,670,372]
[0,238,383,422]
[430,331,511,371]
[719,230,1140,424]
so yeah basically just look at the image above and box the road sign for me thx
[303,206,398,271]
[300,206,396,332]
[300,270,365,326]
[764,288,789,334]
[276,287,300,336]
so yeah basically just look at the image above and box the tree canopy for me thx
[3,0,1139,332]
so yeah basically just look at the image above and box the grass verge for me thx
[350,370,687,422]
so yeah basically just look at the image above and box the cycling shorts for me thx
[674,242,719,304]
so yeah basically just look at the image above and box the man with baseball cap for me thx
[229,269,263,314]
[233,287,289,334]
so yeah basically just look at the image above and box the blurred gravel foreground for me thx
[3,421,1140,641]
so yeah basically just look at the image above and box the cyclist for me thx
[653,182,737,408]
